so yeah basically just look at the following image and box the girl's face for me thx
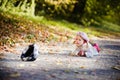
[74,35,85,47]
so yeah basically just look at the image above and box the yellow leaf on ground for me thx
[56,60,62,65]
[79,66,85,69]
[9,72,21,77]
[112,65,120,70]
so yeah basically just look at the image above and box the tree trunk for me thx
[20,0,27,11]
[72,0,87,18]
[30,0,35,16]
[1,0,8,9]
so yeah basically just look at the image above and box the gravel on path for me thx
[0,39,120,80]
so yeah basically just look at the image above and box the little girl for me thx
[72,32,100,57]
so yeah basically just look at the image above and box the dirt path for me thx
[0,39,120,80]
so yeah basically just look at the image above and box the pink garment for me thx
[93,43,100,52]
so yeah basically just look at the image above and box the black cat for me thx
[21,43,39,61]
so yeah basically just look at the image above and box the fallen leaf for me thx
[64,69,70,73]
[43,69,49,72]
[79,66,85,69]
[30,64,37,67]
[82,72,88,75]
[9,72,21,77]
[19,64,25,67]
[56,60,62,65]
[0,53,4,59]
[50,73,56,78]
[112,65,120,70]
[74,70,79,74]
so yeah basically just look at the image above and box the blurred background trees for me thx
[35,0,120,26]
[0,0,120,25]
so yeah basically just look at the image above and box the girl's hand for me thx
[78,51,85,56]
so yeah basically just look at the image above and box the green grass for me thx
[1,10,120,40]
[30,15,120,38]
[19,15,120,39]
